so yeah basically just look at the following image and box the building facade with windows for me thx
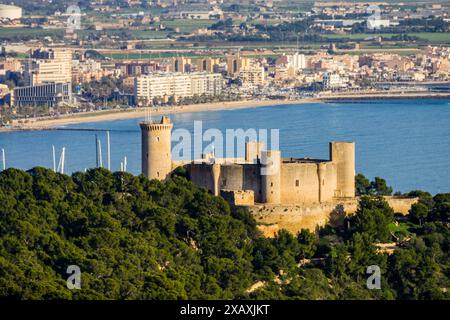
[12,82,72,109]
[24,49,72,86]
[134,72,223,105]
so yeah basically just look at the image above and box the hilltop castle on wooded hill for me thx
[140,116,356,207]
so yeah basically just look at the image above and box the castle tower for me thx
[330,142,355,198]
[260,150,281,204]
[140,116,173,181]
[245,141,265,163]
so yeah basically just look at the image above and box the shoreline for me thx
[319,91,450,101]
[1,99,319,132]
[2,92,450,132]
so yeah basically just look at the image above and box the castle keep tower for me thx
[330,141,355,198]
[140,116,173,181]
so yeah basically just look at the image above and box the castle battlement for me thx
[140,116,173,181]
[140,124,174,132]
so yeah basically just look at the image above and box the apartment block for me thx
[239,64,266,86]
[134,72,223,105]
[226,53,250,78]
[24,49,72,86]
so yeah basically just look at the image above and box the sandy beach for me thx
[3,98,319,131]
[2,91,450,132]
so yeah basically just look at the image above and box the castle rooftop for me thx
[282,157,330,164]
[140,115,171,125]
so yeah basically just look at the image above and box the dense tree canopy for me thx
[0,168,448,300]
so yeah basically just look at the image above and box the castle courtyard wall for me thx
[249,197,419,237]
[280,162,338,204]
[189,163,215,193]
[188,163,262,201]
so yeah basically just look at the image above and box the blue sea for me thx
[1,98,449,194]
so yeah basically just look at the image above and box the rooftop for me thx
[282,157,330,164]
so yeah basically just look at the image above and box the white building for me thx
[0,4,22,20]
[323,72,344,89]
[12,82,73,109]
[134,72,223,104]
[75,59,102,73]
[24,49,73,86]
[367,19,390,30]
[287,53,306,71]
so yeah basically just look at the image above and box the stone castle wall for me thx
[186,141,355,206]
[280,161,337,204]
[188,162,262,200]
[221,189,255,206]
[249,197,419,237]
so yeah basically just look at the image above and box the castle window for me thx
[295,180,299,187]
[270,182,273,187]
[157,172,160,177]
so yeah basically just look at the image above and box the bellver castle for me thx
[140,116,416,235]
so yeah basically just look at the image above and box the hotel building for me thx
[134,72,223,105]
[24,49,72,86]
[239,64,266,86]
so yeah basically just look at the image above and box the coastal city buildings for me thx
[72,59,117,83]
[2,49,75,110]
[0,44,449,117]
[0,0,449,119]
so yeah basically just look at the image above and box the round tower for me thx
[330,142,355,198]
[260,150,281,204]
[140,116,173,181]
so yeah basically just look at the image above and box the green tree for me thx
[388,239,446,299]
[355,173,371,196]
[408,190,434,208]
[297,229,317,260]
[431,194,450,222]
[282,269,336,300]
[409,202,429,226]
[351,196,394,242]
[370,177,393,196]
